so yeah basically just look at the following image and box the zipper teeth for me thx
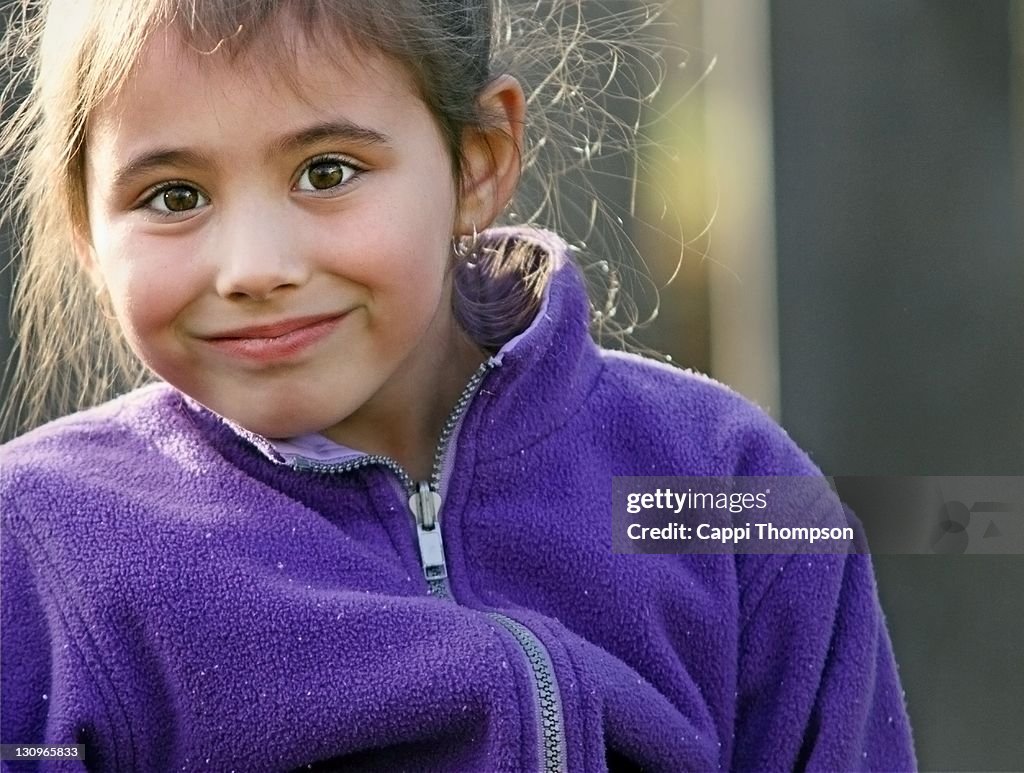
[429,360,493,491]
[291,454,414,492]
[489,613,566,773]
[426,577,451,599]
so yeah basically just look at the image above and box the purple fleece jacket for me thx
[1,228,914,772]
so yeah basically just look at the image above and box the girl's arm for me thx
[1,530,90,772]
[732,540,916,771]
[2,533,52,744]
[714,389,916,770]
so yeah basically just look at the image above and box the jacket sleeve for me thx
[2,529,51,744]
[1,529,89,772]
[2,530,54,767]
[731,541,916,772]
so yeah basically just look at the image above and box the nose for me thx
[213,208,310,301]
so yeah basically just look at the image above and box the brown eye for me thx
[162,186,199,211]
[307,161,345,190]
[296,157,360,193]
[144,183,208,216]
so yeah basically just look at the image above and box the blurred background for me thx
[632,1,1024,770]
[2,0,1023,770]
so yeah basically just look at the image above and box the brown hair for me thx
[1,0,668,438]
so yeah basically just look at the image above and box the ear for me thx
[73,226,104,291]
[455,75,526,234]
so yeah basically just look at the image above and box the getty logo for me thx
[932,499,1022,554]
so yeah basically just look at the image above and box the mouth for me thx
[200,312,349,362]
[207,313,347,341]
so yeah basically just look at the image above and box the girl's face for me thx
[82,25,476,440]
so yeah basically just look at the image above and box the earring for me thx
[452,223,480,261]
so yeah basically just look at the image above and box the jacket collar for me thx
[463,227,604,463]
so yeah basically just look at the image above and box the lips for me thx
[200,312,349,363]
[206,313,345,341]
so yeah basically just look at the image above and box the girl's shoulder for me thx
[591,348,820,478]
[477,227,819,479]
[0,382,187,485]
[1,382,217,550]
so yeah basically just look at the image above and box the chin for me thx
[248,416,335,441]
[173,375,359,440]
[208,402,342,441]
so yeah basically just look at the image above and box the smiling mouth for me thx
[202,312,349,362]
[209,313,346,340]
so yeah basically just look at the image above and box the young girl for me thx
[0,1,915,770]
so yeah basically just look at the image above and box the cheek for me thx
[350,248,453,369]
[361,243,452,337]
[95,235,197,343]
[333,207,454,313]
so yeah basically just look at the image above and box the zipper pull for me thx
[409,482,446,582]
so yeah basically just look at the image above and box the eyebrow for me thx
[110,119,393,192]
[111,148,210,193]
[270,120,392,157]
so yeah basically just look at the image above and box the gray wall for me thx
[771,2,1024,769]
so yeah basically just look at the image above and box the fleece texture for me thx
[1,228,915,772]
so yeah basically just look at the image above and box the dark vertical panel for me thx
[772,0,1022,476]
[0,1,17,437]
[0,0,28,440]
[0,226,12,424]
[771,2,1024,770]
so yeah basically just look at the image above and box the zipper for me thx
[409,481,449,598]
[288,359,493,591]
[288,357,567,772]
[489,613,568,772]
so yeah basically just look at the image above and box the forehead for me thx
[87,18,422,152]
